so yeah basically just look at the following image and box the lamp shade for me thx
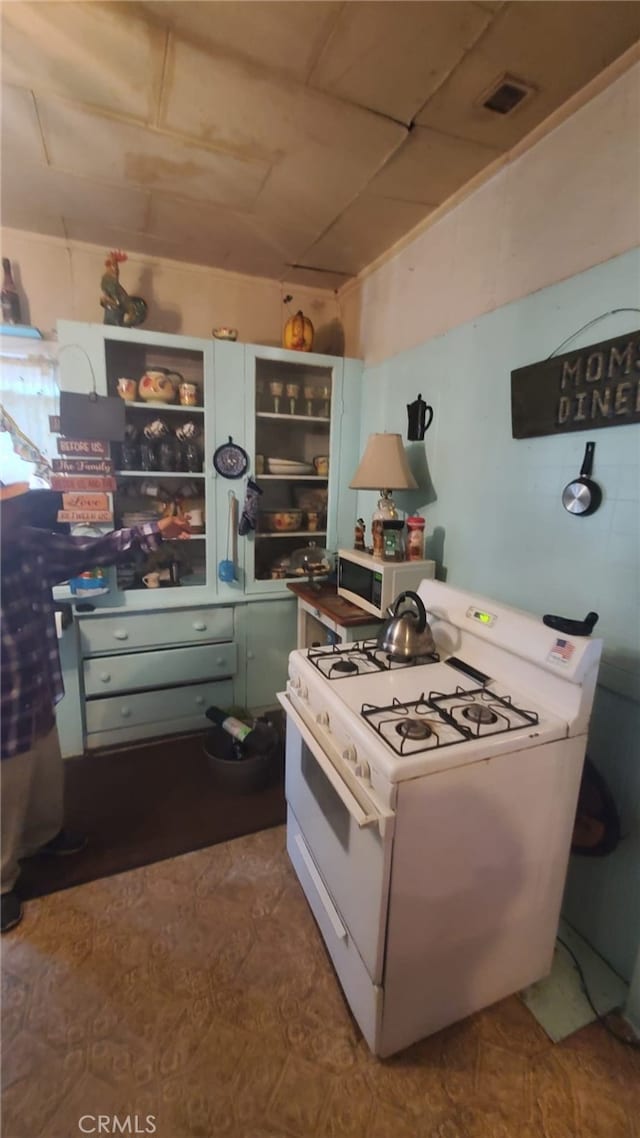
[349,433,417,491]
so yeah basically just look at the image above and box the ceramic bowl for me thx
[213,327,238,341]
[261,510,302,532]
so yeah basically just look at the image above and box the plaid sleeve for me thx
[35,522,162,584]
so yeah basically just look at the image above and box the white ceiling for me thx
[2,1,639,288]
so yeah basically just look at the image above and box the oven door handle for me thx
[277,692,390,832]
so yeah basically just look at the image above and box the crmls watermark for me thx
[78,1118,157,1135]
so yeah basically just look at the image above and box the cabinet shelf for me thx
[257,412,330,423]
[114,471,205,478]
[256,531,327,539]
[259,475,328,482]
[123,402,204,413]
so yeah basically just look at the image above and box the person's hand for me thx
[158,515,191,540]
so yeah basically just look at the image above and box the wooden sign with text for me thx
[511,330,640,438]
[57,510,114,523]
[57,437,110,457]
[62,492,110,511]
[52,458,113,475]
[51,475,116,492]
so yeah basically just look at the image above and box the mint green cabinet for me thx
[57,321,215,605]
[238,343,362,592]
[236,599,297,712]
[54,323,362,748]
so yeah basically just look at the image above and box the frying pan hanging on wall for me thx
[562,442,602,516]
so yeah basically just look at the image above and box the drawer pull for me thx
[247,650,255,660]
[195,695,205,706]
[192,621,207,631]
[113,630,129,641]
[216,657,224,666]
[100,673,111,684]
[120,707,131,719]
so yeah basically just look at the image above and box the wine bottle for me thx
[205,706,278,756]
[1,258,22,324]
[206,707,251,741]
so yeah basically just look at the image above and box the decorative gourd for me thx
[283,309,314,352]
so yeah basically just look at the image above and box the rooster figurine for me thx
[100,250,147,327]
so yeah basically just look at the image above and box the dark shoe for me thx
[38,829,87,857]
[1,891,23,934]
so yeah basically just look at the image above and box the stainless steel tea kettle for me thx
[377,591,436,659]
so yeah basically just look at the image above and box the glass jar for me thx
[382,519,405,561]
[406,515,426,560]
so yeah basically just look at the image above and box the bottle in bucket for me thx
[206,706,251,742]
[206,706,278,758]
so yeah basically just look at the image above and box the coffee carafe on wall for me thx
[407,394,434,441]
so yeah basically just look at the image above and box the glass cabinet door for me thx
[103,334,209,591]
[250,349,337,586]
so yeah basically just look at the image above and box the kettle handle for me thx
[393,590,427,633]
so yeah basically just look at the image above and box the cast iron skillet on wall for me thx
[562,441,602,516]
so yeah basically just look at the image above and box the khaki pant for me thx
[1,727,64,893]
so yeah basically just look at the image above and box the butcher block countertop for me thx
[286,581,381,628]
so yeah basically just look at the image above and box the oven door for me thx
[278,692,395,982]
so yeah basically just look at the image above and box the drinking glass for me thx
[270,380,284,414]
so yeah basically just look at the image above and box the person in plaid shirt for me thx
[1,481,190,932]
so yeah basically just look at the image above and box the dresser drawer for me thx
[85,678,233,735]
[83,642,237,697]
[79,607,233,656]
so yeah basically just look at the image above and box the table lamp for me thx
[349,432,417,520]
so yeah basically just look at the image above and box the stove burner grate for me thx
[307,639,439,679]
[428,685,540,738]
[361,695,470,755]
[360,685,540,755]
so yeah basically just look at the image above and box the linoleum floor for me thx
[2,826,639,1138]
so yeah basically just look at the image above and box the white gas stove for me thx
[278,580,603,1057]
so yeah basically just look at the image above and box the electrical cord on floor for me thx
[556,937,640,1049]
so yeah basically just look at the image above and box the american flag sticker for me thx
[548,638,575,665]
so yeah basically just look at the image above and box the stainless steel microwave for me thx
[337,549,436,618]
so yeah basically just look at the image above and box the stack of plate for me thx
[267,458,314,475]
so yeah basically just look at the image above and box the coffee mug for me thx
[142,572,160,588]
[313,455,329,476]
[117,377,137,401]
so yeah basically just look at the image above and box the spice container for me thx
[407,515,426,560]
[382,519,405,561]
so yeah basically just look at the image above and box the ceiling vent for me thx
[479,74,536,115]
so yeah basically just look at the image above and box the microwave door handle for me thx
[277,692,383,830]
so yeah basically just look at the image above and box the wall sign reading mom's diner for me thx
[511,330,640,438]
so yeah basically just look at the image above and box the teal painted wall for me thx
[358,248,640,981]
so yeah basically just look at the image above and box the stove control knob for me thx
[316,711,330,728]
[300,684,308,701]
[290,675,301,692]
[342,745,357,764]
[355,760,370,782]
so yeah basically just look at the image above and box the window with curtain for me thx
[0,339,59,486]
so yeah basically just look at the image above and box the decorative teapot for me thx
[138,367,183,404]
